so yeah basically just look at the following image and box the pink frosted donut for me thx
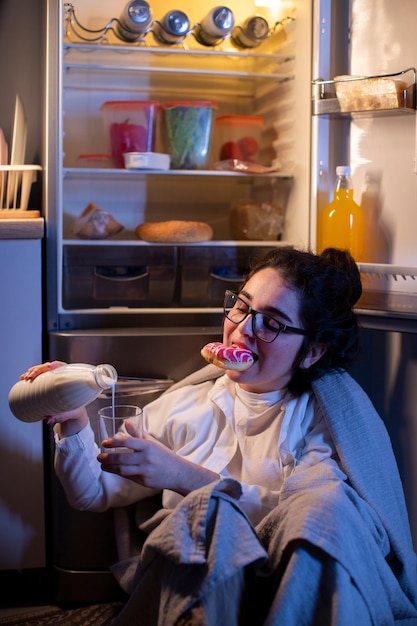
[200,342,254,371]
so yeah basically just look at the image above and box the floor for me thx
[0,605,56,617]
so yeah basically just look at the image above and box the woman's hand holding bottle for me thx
[19,361,89,434]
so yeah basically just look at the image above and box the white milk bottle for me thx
[8,363,118,423]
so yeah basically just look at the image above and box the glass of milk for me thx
[98,404,143,452]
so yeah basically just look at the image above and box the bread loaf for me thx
[135,220,213,243]
[335,75,408,112]
[230,201,284,241]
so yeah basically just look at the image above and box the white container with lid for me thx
[124,152,171,170]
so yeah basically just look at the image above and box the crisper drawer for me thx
[63,245,177,309]
[179,245,275,306]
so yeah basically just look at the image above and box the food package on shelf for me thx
[334,75,408,112]
[230,201,285,241]
[73,202,123,239]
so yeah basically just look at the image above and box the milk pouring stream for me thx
[8,363,118,423]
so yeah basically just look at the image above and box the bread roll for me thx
[335,75,408,112]
[136,220,213,243]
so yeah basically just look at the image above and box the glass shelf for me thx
[62,239,287,247]
[62,167,291,180]
[63,42,294,82]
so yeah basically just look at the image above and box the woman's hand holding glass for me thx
[98,419,219,496]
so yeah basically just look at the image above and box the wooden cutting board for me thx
[0,210,40,219]
[0,214,44,239]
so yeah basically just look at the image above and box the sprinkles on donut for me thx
[200,341,254,371]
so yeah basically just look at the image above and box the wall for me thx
[0,0,45,206]
[0,240,44,570]
[0,0,46,580]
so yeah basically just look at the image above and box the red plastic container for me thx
[101,100,159,168]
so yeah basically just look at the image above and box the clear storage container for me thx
[162,100,217,169]
[76,154,111,168]
[214,114,264,163]
[101,100,159,168]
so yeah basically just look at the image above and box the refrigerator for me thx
[35,0,417,603]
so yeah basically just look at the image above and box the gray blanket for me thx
[112,367,417,625]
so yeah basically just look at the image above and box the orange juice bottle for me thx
[317,165,364,261]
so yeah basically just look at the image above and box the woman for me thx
[23,247,417,625]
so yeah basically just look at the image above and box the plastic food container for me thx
[124,152,171,170]
[162,100,217,169]
[76,154,111,168]
[100,100,159,168]
[214,114,264,163]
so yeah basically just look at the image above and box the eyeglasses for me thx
[223,290,307,344]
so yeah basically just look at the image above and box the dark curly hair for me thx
[243,246,362,395]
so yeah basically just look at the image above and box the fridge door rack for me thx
[358,262,417,281]
[312,67,416,116]
[356,263,417,327]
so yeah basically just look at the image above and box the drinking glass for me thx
[98,404,143,452]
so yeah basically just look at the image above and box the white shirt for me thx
[55,374,343,525]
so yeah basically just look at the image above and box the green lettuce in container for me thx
[162,101,217,169]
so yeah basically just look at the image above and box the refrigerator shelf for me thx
[61,239,288,247]
[63,42,294,63]
[63,45,294,83]
[62,167,291,180]
[64,62,291,83]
